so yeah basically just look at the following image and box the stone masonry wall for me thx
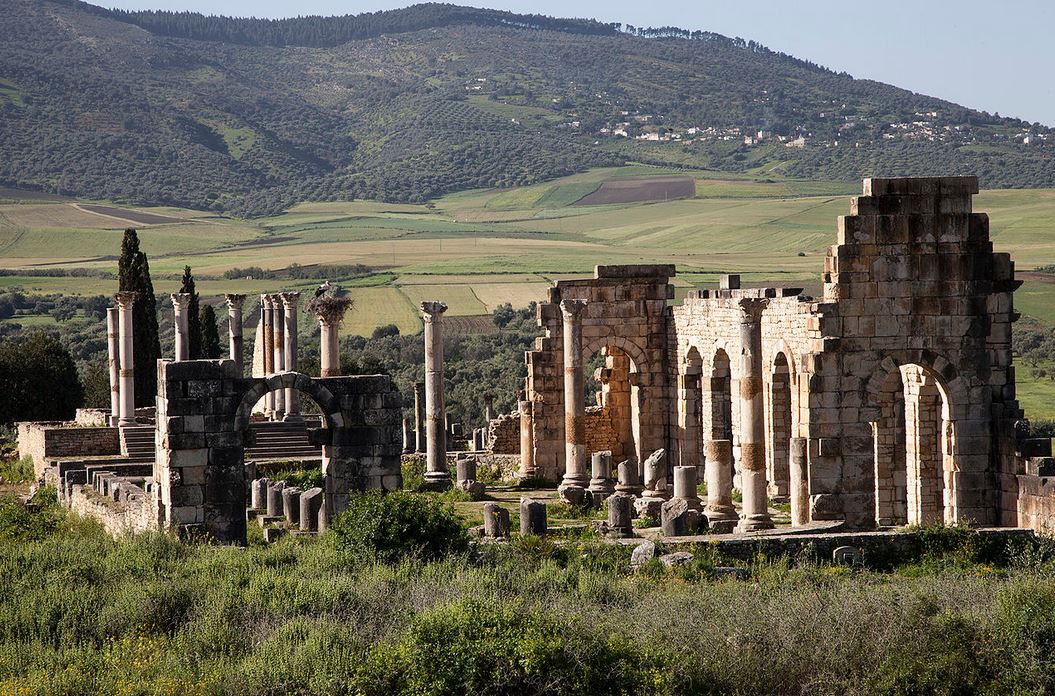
[585,405,618,456]
[17,422,120,479]
[487,412,520,454]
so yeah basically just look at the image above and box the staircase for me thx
[246,420,322,462]
[120,425,156,462]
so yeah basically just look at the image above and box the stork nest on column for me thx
[306,295,354,325]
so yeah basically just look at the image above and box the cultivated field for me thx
[3,167,1055,414]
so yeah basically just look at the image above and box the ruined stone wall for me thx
[525,265,674,481]
[809,176,1018,528]
[584,405,619,456]
[17,422,120,479]
[487,412,520,454]
[69,485,155,537]
[74,409,110,426]
[1016,475,1055,534]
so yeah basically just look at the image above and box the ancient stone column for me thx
[106,306,120,426]
[483,503,510,538]
[421,301,451,490]
[790,436,809,527]
[737,297,773,532]
[281,292,301,420]
[260,295,274,417]
[673,465,702,511]
[113,291,137,427]
[225,294,246,376]
[519,497,547,536]
[270,294,286,419]
[413,382,426,453]
[170,293,192,361]
[704,439,737,524]
[484,395,495,423]
[518,396,536,479]
[558,299,589,502]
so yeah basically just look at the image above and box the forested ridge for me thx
[0,0,1051,216]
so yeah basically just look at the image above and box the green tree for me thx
[180,266,202,359]
[117,229,160,407]
[0,332,83,424]
[199,304,222,359]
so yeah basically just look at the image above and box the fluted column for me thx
[519,396,536,479]
[270,294,285,419]
[170,293,192,361]
[421,301,451,490]
[114,291,137,427]
[559,299,589,500]
[106,306,120,426]
[414,382,426,453]
[260,295,274,417]
[225,294,246,376]
[281,292,301,420]
[737,297,773,531]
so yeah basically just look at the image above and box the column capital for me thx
[308,295,353,326]
[170,292,192,311]
[279,291,301,308]
[559,298,588,319]
[737,297,768,322]
[259,293,272,309]
[420,301,448,321]
[225,293,246,309]
[113,291,137,308]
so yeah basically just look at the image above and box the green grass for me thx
[0,79,23,107]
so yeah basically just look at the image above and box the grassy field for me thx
[3,168,1055,417]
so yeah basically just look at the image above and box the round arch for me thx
[233,373,344,432]
[580,335,648,374]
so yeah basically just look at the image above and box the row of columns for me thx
[255,293,301,421]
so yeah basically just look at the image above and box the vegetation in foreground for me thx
[2,490,1055,694]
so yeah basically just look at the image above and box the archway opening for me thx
[583,344,640,465]
[705,348,734,493]
[767,352,792,501]
[873,368,908,526]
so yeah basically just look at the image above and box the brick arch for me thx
[580,335,647,374]
[233,373,344,432]
[767,340,799,386]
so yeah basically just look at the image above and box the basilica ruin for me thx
[17,175,1055,542]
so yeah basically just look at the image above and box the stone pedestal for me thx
[114,291,137,427]
[250,477,269,512]
[673,465,702,511]
[606,492,634,538]
[615,459,642,495]
[483,503,510,538]
[519,497,547,536]
[588,450,616,504]
[282,487,301,524]
[558,299,589,502]
[455,455,485,499]
[736,298,774,532]
[225,294,246,376]
[300,487,324,532]
[171,293,191,361]
[421,301,451,490]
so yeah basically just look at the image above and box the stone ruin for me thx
[16,175,1055,542]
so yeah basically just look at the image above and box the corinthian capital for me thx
[420,301,448,322]
[559,299,588,319]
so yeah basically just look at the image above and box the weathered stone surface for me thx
[630,539,656,569]
[519,497,547,536]
[606,492,633,538]
[482,503,510,538]
[660,551,695,568]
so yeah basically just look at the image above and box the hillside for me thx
[0,0,1052,216]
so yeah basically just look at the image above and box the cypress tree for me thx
[180,265,202,359]
[200,304,222,359]
[117,228,160,407]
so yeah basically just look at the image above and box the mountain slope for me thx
[0,0,1051,216]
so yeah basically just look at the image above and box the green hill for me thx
[0,0,1052,216]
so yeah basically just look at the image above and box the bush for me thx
[329,491,469,564]
[0,455,34,483]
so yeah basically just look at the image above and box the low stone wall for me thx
[585,405,618,456]
[487,412,520,454]
[68,485,157,538]
[17,422,120,479]
[75,409,110,426]
[1016,474,1055,534]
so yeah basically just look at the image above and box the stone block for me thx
[482,503,510,538]
[519,497,547,536]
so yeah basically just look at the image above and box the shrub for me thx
[0,455,34,483]
[401,456,425,491]
[330,491,469,564]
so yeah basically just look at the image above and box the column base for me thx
[422,471,452,492]
[558,476,588,505]
[282,413,304,423]
[737,514,775,533]
[705,503,738,522]
[118,418,137,428]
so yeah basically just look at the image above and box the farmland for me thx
[3,167,1055,414]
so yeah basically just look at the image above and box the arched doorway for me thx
[583,343,641,466]
[767,352,793,501]
[870,362,956,526]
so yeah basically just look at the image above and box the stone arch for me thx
[580,337,646,465]
[233,373,343,432]
[766,351,793,500]
[580,335,648,375]
[863,351,972,525]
